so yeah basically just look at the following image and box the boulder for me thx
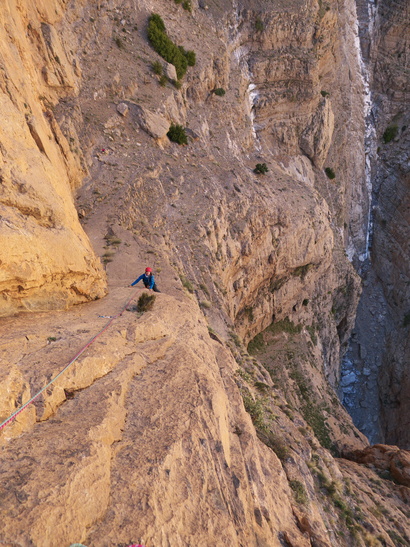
[116,102,129,117]
[164,62,177,81]
[346,444,410,487]
[135,106,170,139]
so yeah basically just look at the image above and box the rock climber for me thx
[131,267,161,292]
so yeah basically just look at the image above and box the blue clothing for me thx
[131,273,155,289]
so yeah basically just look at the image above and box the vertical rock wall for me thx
[342,0,410,448]
[0,0,106,316]
[371,0,410,447]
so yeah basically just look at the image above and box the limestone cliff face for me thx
[0,1,106,316]
[1,0,409,546]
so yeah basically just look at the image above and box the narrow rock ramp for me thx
[0,290,308,546]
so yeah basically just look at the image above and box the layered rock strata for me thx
[1,0,409,545]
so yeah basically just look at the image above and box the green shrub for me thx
[159,74,167,86]
[325,167,336,179]
[137,292,156,312]
[247,332,265,354]
[147,14,195,79]
[255,18,264,32]
[182,0,192,11]
[152,60,163,75]
[213,87,226,96]
[114,36,125,49]
[268,317,302,336]
[172,79,182,89]
[383,125,398,143]
[321,90,330,97]
[167,123,188,145]
[254,163,269,174]
[183,48,196,66]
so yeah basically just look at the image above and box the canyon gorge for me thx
[0,0,409,545]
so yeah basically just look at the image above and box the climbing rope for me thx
[0,287,141,432]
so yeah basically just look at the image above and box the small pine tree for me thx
[382,125,398,143]
[254,163,268,174]
[167,124,188,145]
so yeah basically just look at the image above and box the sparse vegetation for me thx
[167,123,188,145]
[182,0,192,11]
[260,430,290,461]
[254,163,269,174]
[179,274,194,292]
[303,401,333,451]
[229,331,242,347]
[102,251,114,264]
[325,167,336,179]
[159,74,167,86]
[199,283,210,296]
[152,60,163,75]
[292,263,312,279]
[237,368,253,383]
[241,392,268,432]
[382,124,398,143]
[269,318,302,336]
[248,318,303,354]
[387,529,406,545]
[289,480,309,505]
[104,235,121,247]
[137,292,156,312]
[254,381,270,393]
[247,332,265,354]
[255,18,264,32]
[306,325,318,345]
[114,36,125,49]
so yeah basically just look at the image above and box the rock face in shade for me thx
[341,0,410,448]
[370,0,410,448]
